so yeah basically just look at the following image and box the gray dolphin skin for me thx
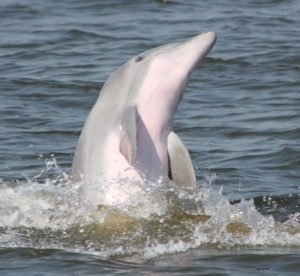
[72,32,216,205]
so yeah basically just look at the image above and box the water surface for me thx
[0,0,299,275]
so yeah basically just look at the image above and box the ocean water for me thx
[0,0,299,275]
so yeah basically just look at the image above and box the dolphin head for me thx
[99,32,216,129]
[128,32,217,136]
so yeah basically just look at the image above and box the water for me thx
[0,0,299,275]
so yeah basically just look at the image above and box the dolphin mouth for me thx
[164,32,216,75]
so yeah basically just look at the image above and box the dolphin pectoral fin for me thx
[167,131,197,188]
[120,106,138,164]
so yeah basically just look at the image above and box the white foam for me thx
[0,160,299,258]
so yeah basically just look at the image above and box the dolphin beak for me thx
[186,31,216,60]
[168,32,216,75]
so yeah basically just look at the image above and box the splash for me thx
[0,159,299,258]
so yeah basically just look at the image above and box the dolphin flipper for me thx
[167,131,197,188]
[120,106,138,164]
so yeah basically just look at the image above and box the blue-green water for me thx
[0,0,299,275]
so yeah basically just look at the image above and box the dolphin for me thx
[71,32,216,205]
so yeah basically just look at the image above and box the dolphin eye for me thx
[135,55,145,62]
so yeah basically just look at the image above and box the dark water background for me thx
[0,0,299,275]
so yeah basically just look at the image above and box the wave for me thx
[0,159,298,259]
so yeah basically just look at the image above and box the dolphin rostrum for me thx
[72,32,216,205]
